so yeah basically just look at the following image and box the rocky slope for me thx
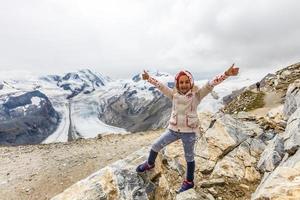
[222,62,300,113]
[252,79,300,199]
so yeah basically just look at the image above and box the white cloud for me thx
[0,0,299,79]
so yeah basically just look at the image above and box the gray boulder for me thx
[283,81,300,155]
[283,79,300,118]
[252,149,300,200]
[257,135,284,172]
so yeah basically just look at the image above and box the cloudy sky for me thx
[0,0,299,79]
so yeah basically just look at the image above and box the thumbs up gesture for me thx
[225,64,239,76]
[142,70,150,80]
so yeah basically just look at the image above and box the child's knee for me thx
[152,138,170,152]
[185,153,195,162]
[151,143,162,152]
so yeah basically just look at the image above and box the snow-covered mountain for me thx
[0,90,59,145]
[96,71,174,132]
[0,68,257,145]
[40,69,110,99]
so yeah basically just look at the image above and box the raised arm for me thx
[196,64,239,100]
[142,70,173,99]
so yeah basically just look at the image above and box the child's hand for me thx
[142,70,150,80]
[225,63,239,76]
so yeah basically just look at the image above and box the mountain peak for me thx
[40,69,111,98]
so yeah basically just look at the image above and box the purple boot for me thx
[176,180,194,193]
[136,161,155,173]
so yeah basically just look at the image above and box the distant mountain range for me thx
[3,63,292,146]
[0,69,174,145]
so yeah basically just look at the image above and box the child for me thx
[136,64,239,193]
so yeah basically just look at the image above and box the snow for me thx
[73,117,127,138]
[31,97,41,106]
[42,101,69,143]
[70,97,127,138]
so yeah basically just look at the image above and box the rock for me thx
[51,148,157,200]
[154,175,172,200]
[176,189,215,200]
[237,141,257,167]
[176,189,199,200]
[206,193,216,200]
[211,149,245,180]
[200,178,225,188]
[239,184,250,190]
[257,135,284,172]
[252,149,300,200]
[97,134,103,140]
[249,138,267,158]
[196,114,256,163]
[244,167,261,182]
[195,157,216,174]
[283,79,300,118]
[256,116,285,132]
[257,130,276,143]
[265,63,300,93]
[211,139,260,182]
[267,105,284,119]
[283,107,300,155]
[208,188,218,196]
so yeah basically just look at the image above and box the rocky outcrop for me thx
[52,112,267,200]
[282,80,300,155]
[264,62,300,92]
[195,113,261,177]
[252,150,300,200]
[283,79,300,118]
[255,106,286,133]
[51,147,167,200]
[0,90,59,145]
[257,135,284,172]
[252,80,300,200]
[223,62,300,113]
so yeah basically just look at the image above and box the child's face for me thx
[178,75,191,94]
